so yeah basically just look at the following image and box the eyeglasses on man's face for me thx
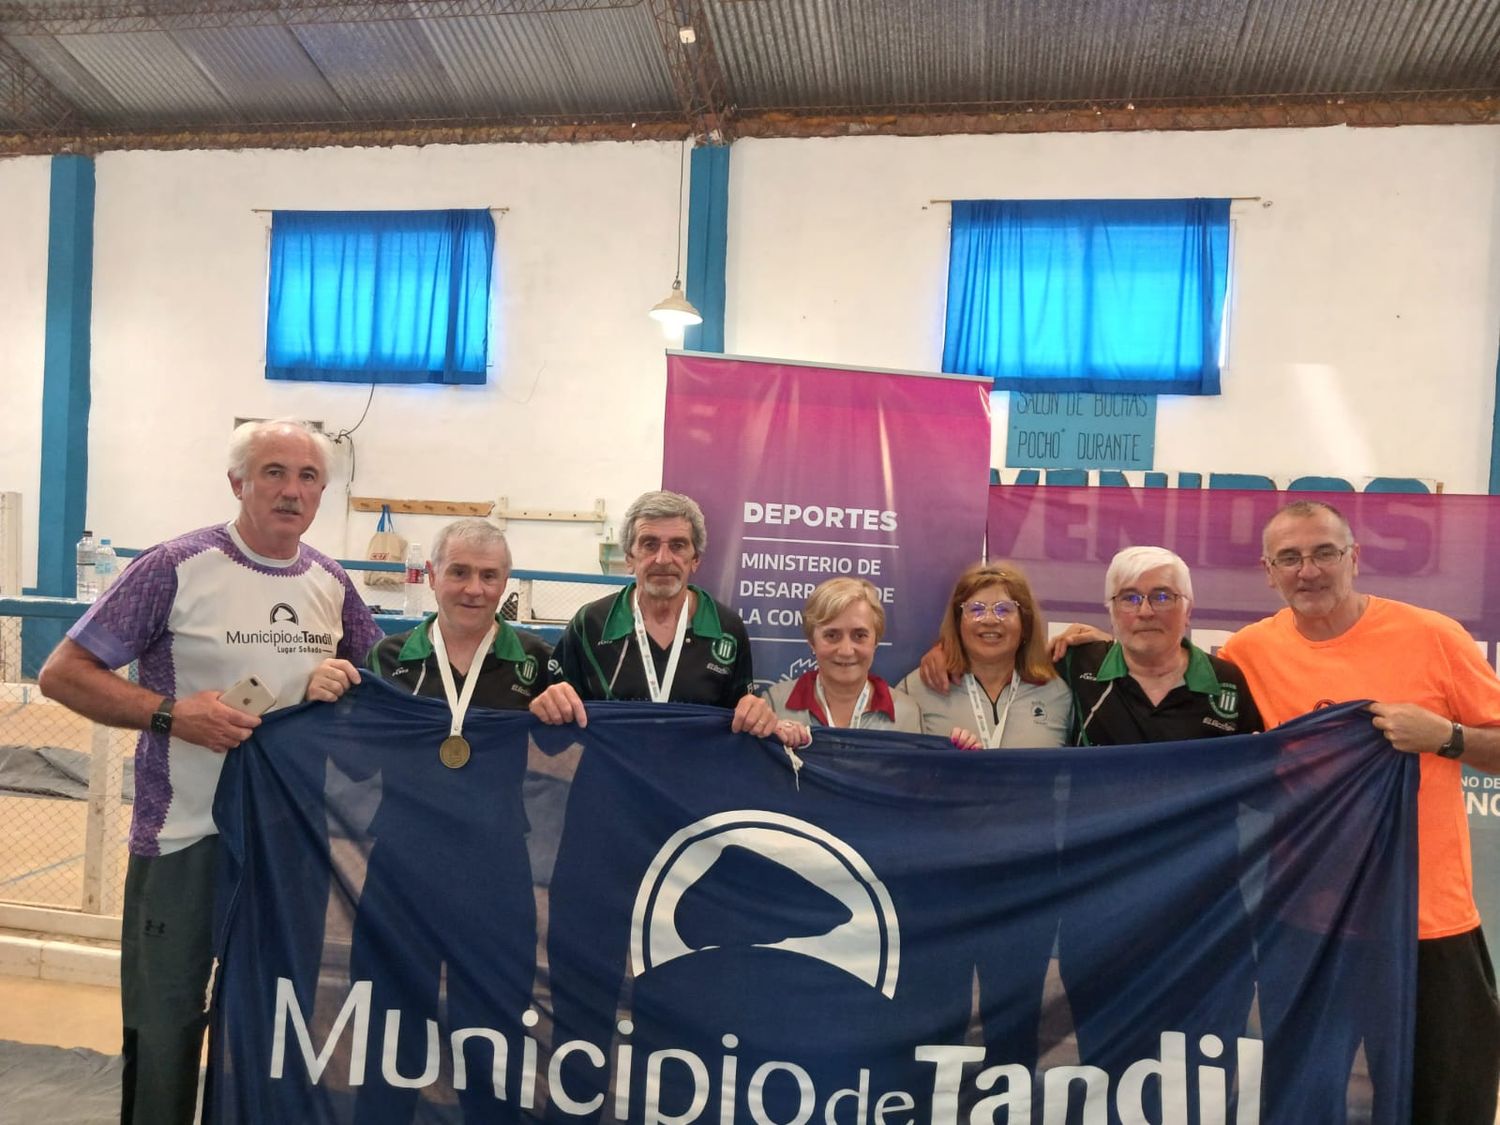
[1110,589,1185,612]
[962,599,1019,622]
[1266,545,1350,571]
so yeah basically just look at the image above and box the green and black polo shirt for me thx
[368,614,553,711]
[549,583,753,708]
[1061,639,1263,746]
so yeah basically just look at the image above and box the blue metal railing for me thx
[2,557,628,678]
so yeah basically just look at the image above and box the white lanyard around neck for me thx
[815,675,872,729]
[430,619,497,737]
[965,669,1021,749]
[632,588,691,703]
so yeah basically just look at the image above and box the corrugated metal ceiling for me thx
[1,0,1496,149]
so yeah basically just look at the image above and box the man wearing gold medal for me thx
[368,518,553,740]
[355,517,551,1124]
[530,490,778,737]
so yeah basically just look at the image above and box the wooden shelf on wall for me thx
[350,497,494,517]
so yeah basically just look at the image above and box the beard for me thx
[640,572,686,599]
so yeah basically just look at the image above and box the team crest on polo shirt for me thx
[517,655,538,686]
[1209,683,1240,720]
[711,636,738,665]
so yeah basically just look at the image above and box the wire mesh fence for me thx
[0,613,132,916]
[0,567,620,922]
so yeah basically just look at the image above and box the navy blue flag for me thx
[210,677,1416,1125]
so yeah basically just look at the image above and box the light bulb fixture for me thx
[649,138,701,335]
[649,278,702,328]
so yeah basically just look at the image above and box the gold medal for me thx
[439,734,471,769]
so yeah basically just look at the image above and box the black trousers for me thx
[120,837,217,1125]
[1412,926,1500,1125]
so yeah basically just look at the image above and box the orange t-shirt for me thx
[1220,596,1500,940]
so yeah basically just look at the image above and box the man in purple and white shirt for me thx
[39,418,382,1125]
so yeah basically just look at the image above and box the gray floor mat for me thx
[0,1040,122,1124]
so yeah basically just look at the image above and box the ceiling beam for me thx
[0,114,690,155]
[0,37,74,129]
[2,93,1495,156]
[0,0,643,34]
[730,93,1500,139]
[648,0,732,142]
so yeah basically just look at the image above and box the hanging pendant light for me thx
[649,277,702,328]
[649,138,702,333]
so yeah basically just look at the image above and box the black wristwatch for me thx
[1437,722,1465,759]
[150,697,175,736]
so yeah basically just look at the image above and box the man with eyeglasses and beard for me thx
[1217,498,1500,1125]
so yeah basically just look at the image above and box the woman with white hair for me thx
[1058,545,1261,744]
[1054,544,1263,1124]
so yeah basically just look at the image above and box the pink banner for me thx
[664,353,992,686]
[987,485,1500,645]
[987,483,1500,966]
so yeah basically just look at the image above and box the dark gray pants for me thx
[120,836,217,1125]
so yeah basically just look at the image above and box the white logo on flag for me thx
[629,810,900,998]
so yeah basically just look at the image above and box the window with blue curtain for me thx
[942,198,1230,395]
[266,209,495,385]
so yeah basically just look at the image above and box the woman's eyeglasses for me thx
[962,599,1019,622]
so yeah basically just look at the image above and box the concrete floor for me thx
[0,974,119,1053]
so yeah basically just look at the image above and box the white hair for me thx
[432,518,511,573]
[227,419,333,482]
[1104,546,1194,604]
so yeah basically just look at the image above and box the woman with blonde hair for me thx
[765,577,922,746]
[898,561,1071,748]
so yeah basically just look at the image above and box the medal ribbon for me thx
[430,619,497,738]
[814,675,872,729]
[632,587,691,703]
[965,669,1020,749]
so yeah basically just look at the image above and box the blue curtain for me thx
[942,199,1230,395]
[266,209,494,385]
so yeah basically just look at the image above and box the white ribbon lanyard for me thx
[430,619,497,738]
[965,669,1020,749]
[814,675,872,729]
[632,589,691,703]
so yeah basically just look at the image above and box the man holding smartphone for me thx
[38,418,382,1125]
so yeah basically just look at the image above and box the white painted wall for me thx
[728,126,1500,490]
[0,156,52,590]
[81,141,688,578]
[2,125,1499,588]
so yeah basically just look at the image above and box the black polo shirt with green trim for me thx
[548,583,753,707]
[368,614,553,711]
[1061,639,1263,746]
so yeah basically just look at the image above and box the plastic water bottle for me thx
[75,530,98,603]
[95,539,118,594]
[402,542,427,617]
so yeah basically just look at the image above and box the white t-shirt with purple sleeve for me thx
[66,522,383,857]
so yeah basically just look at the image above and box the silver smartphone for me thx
[221,675,277,716]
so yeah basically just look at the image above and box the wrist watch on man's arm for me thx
[1437,722,1465,759]
[150,696,174,736]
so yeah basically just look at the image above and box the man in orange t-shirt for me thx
[1220,498,1500,1125]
